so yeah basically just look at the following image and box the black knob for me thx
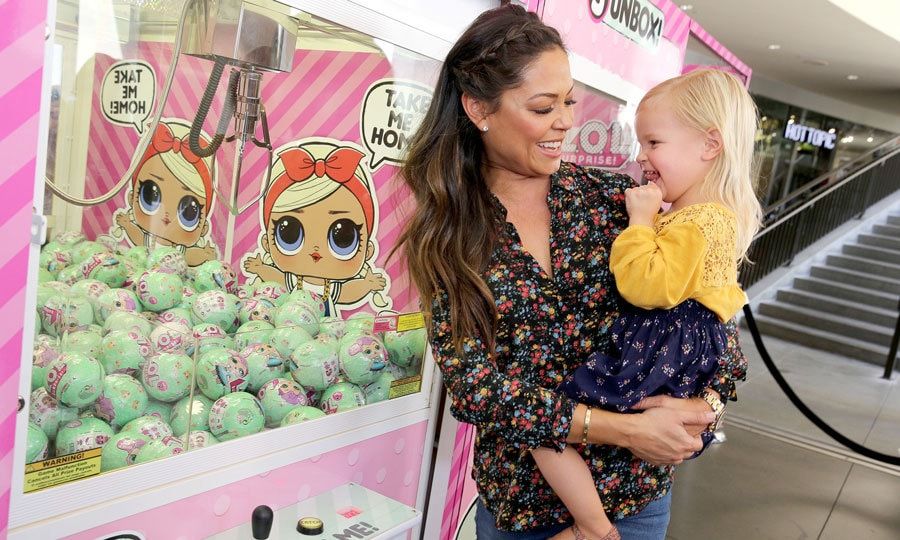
[251,505,274,539]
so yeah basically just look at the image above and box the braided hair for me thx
[395,4,565,355]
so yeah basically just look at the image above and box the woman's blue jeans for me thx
[474,490,672,539]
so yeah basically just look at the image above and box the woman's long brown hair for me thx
[394,5,564,355]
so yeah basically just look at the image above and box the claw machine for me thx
[1,1,499,538]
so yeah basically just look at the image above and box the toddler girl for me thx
[534,69,762,540]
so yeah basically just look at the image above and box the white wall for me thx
[346,0,499,48]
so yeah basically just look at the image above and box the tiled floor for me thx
[667,333,900,539]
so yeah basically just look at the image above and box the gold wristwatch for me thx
[700,389,725,431]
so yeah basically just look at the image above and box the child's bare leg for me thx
[532,445,617,539]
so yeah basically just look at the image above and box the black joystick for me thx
[251,505,274,539]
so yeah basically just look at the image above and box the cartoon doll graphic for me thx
[115,119,218,266]
[242,140,389,317]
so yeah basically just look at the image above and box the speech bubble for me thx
[101,60,156,133]
[360,79,433,171]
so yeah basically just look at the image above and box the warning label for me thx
[396,312,425,332]
[388,375,422,400]
[372,312,425,334]
[24,448,102,492]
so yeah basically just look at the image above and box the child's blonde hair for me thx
[639,69,762,263]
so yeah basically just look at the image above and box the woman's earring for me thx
[482,125,489,132]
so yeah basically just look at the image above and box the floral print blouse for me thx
[429,162,748,531]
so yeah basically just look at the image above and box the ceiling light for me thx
[768,44,781,50]
[828,128,835,134]
[680,4,694,11]
[847,136,854,142]
[847,74,859,80]
[867,136,874,142]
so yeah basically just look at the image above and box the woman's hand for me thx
[622,404,715,465]
[634,394,717,437]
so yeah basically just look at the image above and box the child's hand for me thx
[625,183,662,227]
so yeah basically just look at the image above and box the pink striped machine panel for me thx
[0,0,50,539]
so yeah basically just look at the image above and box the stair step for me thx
[757,301,894,346]
[793,276,898,310]
[887,215,900,226]
[842,243,900,265]
[826,253,900,280]
[775,288,898,327]
[858,233,900,252]
[873,223,900,237]
[809,265,900,295]
[745,313,890,366]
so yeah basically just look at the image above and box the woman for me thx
[396,5,746,540]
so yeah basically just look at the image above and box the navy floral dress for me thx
[429,162,747,531]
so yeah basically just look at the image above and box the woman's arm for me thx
[570,403,714,464]
[430,289,576,450]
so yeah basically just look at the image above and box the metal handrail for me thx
[739,146,900,290]
[754,144,900,241]
[764,134,900,217]
[885,298,900,379]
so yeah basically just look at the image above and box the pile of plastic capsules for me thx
[27,232,426,473]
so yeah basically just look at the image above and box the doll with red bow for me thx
[115,119,218,265]
[242,139,389,317]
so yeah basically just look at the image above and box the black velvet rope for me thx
[741,304,900,466]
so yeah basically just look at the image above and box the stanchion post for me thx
[884,297,900,380]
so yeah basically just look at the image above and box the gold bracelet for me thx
[581,407,592,445]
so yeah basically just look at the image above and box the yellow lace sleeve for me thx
[609,222,708,310]
[657,204,738,288]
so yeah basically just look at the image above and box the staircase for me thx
[751,213,900,365]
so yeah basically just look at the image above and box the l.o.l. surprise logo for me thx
[589,0,610,20]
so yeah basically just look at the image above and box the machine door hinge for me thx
[31,212,47,246]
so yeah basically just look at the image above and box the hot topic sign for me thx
[361,79,433,170]
[101,60,156,133]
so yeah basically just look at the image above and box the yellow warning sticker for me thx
[396,312,425,332]
[388,375,423,399]
[24,448,102,492]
